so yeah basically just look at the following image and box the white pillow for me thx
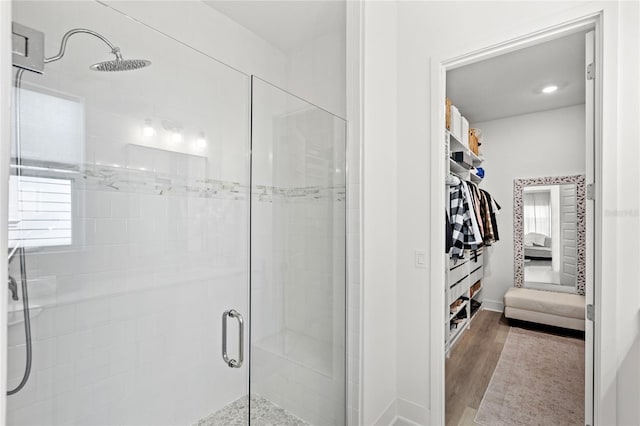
[525,232,547,246]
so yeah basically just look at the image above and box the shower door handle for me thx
[222,309,244,368]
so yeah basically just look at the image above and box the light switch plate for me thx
[415,250,427,268]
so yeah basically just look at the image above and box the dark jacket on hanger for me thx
[481,189,501,242]
[445,211,453,253]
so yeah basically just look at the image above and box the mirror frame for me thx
[513,174,586,294]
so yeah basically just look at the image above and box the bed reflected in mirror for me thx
[523,184,576,287]
[514,175,586,295]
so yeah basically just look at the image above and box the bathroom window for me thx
[8,175,72,248]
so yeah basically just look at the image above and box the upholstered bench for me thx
[504,287,585,331]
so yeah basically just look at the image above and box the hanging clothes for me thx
[459,181,483,246]
[478,190,495,245]
[491,197,501,241]
[466,181,485,239]
[445,211,453,253]
[447,172,500,259]
[450,183,479,260]
[482,189,501,242]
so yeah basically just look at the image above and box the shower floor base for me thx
[195,394,310,426]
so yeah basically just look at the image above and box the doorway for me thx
[431,14,602,426]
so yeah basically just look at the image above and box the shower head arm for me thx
[44,28,122,64]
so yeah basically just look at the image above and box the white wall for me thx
[101,0,287,88]
[612,1,640,424]
[387,1,640,425]
[106,1,347,119]
[361,1,397,425]
[475,104,586,311]
[286,28,347,119]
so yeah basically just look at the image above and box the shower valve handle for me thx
[8,275,19,301]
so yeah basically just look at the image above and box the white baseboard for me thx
[482,299,504,312]
[392,415,422,426]
[375,398,429,426]
[375,399,397,426]
[396,398,429,425]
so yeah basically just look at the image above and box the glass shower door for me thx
[7,2,249,425]
[250,77,347,425]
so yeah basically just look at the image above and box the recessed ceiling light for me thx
[542,85,558,94]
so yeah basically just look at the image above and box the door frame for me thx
[428,12,603,426]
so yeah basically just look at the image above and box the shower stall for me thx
[5,1,346,425]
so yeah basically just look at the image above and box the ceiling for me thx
[202,0,345,53]
[446,31,587,123]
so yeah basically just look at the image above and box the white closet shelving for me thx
[445,124,485,355]
[445,252,484,353]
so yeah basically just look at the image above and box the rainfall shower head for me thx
[43,28,151,72]
[90,58,151,72]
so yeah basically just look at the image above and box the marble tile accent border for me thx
[14,160,345,201]
[253,185,346,203]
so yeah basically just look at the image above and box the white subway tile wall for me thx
[7,172,250,425]
[252,191,346,426]
[250,80,347,425]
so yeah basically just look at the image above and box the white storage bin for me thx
[470,252,483,267]
[450,105,462,141]
[470,264,483,284]
[448,259,469,287]
[448,257,467,270]
[449,275,470,304]
[461,116,469,148]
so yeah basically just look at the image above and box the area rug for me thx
[475,327,584,426]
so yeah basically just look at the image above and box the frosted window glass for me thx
[8,175,72,248]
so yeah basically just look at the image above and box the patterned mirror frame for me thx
[513,175,586,295]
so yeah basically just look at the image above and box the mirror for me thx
[513,175,586,295]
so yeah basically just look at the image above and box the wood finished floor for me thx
[445,310,509,426]
[445,310,585,426]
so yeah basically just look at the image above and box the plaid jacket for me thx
[450,184,479,259]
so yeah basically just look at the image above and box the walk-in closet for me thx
[443,29,594,426]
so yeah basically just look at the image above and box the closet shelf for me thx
[447,130,466,152]
[449,300,469,321]
[449,159,470,175]
[445,112,488,355]
[470,285,483,299]
[469,151,484,166]
[469,173,483,184]
[470,302,483,319]
[449,318,469,345]
[447,130,484,166]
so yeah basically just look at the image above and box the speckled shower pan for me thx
[195,394,309,426]
[475,327,585,426]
